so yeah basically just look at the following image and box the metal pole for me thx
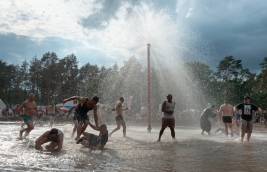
[147,44,152,133]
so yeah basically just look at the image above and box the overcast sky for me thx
[0,0,266,73]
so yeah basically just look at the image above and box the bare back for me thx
[22,100,38,117]
[49,105,56,114]
[219,103,233,116]
[115,101,123,115]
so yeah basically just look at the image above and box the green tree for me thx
[214,56,242,101]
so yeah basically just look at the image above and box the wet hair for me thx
[210,105,215,108]
[50,128,58,135]
[167,94,172,97]
[29,93,35,97]
[119,97,124,100]
[244,95,250,99]
[92,96,99,103]
[100,124,107,129]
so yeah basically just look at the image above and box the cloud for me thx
[186,8,193,18]
[0,33,110,67]
[175,0,267,72]
[0,0,266,73]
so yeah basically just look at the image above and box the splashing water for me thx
[0,121,267,171]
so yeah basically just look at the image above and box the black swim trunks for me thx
[75,112,88,122]
[222,116,232,123]
[115,114,123,121]
[88,133,108,147]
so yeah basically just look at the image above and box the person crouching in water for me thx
[200,105,217,135]
[77,122,108,150]
[35,128,64,151]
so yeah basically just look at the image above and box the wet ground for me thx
[0,121,267,172]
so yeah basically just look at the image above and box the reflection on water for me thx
[0,122,266,171]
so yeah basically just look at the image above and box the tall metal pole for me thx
[147,44,152,133]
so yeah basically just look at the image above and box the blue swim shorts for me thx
[23,114,32,122]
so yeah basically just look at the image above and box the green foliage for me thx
[1,54,267,114]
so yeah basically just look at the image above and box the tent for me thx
[0,99,7,117]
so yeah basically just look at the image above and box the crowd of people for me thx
[1,92,265,152]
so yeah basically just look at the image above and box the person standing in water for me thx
[109,97,128,137]
[47,103,56,128]
[67,103,78,137]
[35,128,64,151]
[157,94,176,142]
[200,105,217,135]
[18,93,38,139]
[218,101,234,137]
[62,96,99,141]
[233,96,262,142]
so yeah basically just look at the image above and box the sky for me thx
[0,0,266,73]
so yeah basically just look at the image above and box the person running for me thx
[76,122,108,150]
[157,94,176,142]
[109,97,128,137]
[233,96,262,142]
[17,93,38,140]
[35,128,64,151]
[200,105,217,135]
[67,104,78,137]
[47,103,56,128]
[218,101,234,137]
[62,96,99,141]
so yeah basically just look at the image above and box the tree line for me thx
[1,52,267,113]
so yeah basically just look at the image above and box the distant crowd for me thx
[1,103,267,127]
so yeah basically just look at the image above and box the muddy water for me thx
[0,122,266,171]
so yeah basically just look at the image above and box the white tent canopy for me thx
[0,99,7,117]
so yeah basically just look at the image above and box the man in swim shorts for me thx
[35,128,64,151]
[218,101,234,137]
[158,94,176,142]
[62,96,99,141]
[18,93,38,139]
[47,103,56,128]
[77,122,108,150]
[109,97,128,137]
[234,96,262,142]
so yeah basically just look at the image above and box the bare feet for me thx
[157,139,161,142]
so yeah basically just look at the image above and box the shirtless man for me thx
[218,101,234,137]
[109,97,128,137]
[18,93,38,139]
[77,122,108,150]
[62,96,99,141]
[47,103,56,128]
[35,128,64,151]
